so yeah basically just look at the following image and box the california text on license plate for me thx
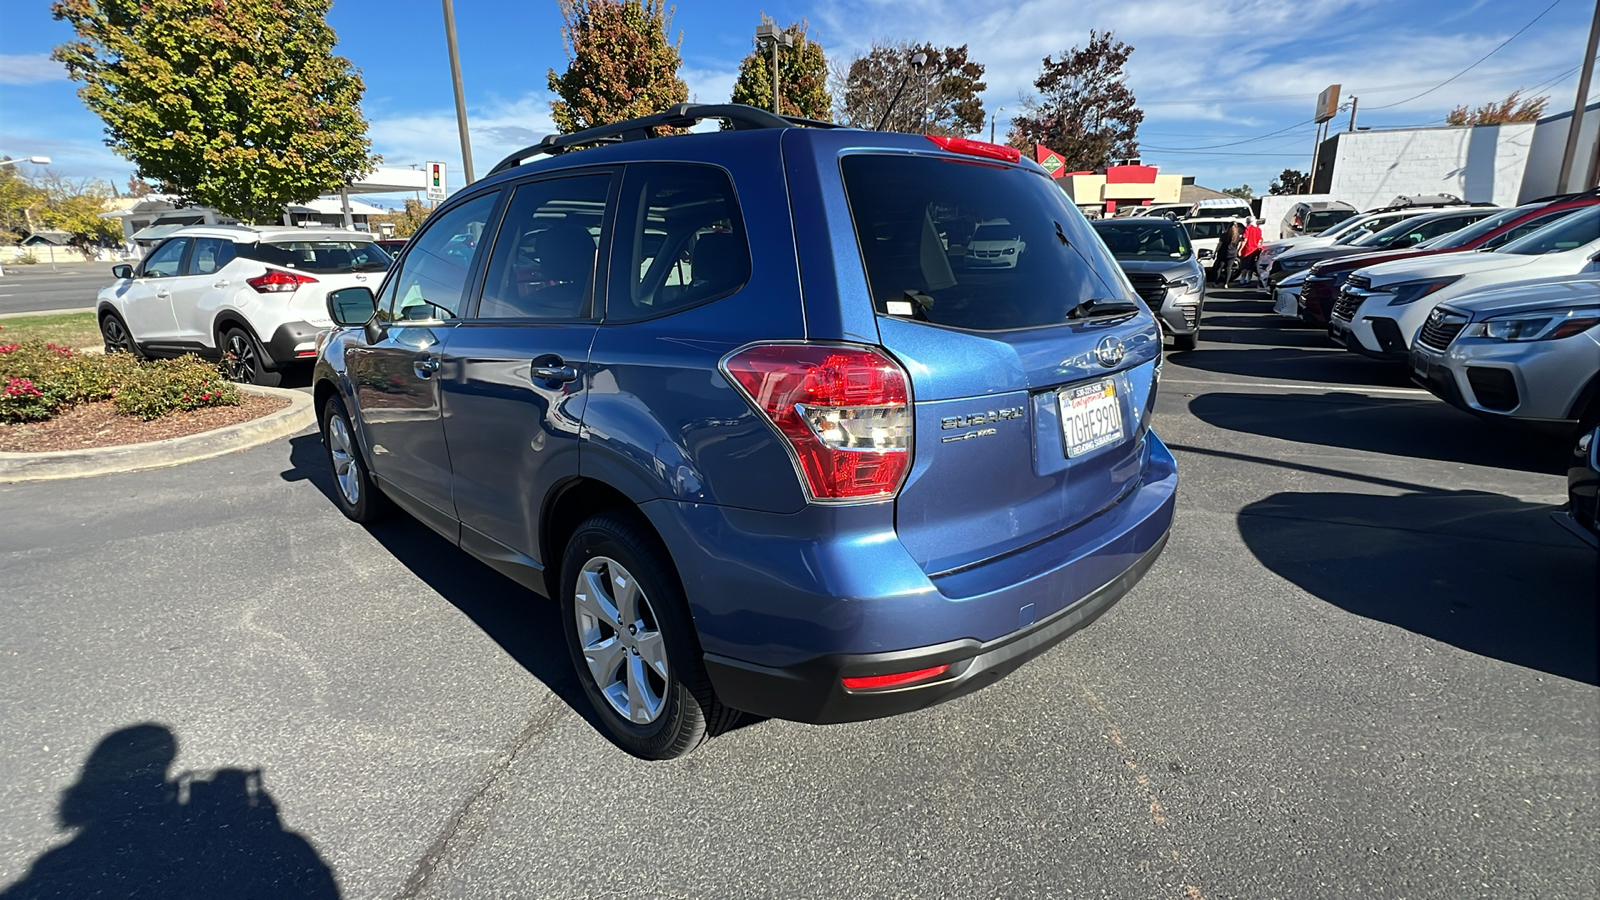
[1059,377,1125,458]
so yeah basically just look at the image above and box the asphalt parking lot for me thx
[1,289,1594,899]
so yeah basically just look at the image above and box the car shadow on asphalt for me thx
[1167,344,1418,386]
[1237,488,1598,685]
[0,723,341,898]
[1187,391,1572,475]
[279,434,764,745]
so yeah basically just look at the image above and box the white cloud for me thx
[0,53,66,85]
[365,93,560,191]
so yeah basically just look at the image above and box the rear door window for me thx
[187,238,236,275]
[607,163,751,322]
[841,154,1133,330]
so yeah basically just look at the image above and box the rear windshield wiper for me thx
[1066,297,1138,320]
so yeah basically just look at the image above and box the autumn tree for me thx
[125,176,155,198]
[52,0,377,224]
[835,42,986,135]
[31,173,123,246]
[547,0,688,133]
[1268,169,1309,195]
[1222,185,1253,199]
[370,198,435,239]
[1009,30,1141,170]
[730,17,831,120]
[1446,90,1549,126]
[0,165,46,243]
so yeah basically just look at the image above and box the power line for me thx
[1139,118,1319,152]
[1365,0,1566,110]
[1137,61,1577,107]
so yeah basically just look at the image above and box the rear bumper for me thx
[264,320,325,368]
[703,530,1168,723]
[646,431,1179,724]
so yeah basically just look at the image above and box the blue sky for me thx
[2,0,1596,202]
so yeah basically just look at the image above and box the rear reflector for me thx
[842,664,951,691]
[721,343,912,502]
[925,135,1022,163]
[295,350,317,358]
[247,269,319,293]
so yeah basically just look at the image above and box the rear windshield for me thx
[1090,219,1192,260]
[239,240,392,273]
[841,154,1135,330]
[1500,204,1600,255]
[1305,209,1355,232]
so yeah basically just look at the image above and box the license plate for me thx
[1059,378,1125,458]
[1410,352,1429,381]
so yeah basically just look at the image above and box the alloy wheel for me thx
[326,414,360,507]
[101,316,134,354]
[574,555,669,725]
[225,332,258,383]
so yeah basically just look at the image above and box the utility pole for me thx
[1348,96,1359,132]
[1558,0,1600,193]
[1307,121,1326,194]
[442,0,475,184]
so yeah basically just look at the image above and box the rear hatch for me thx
[239,235,392,324]
[838,151,1161,577]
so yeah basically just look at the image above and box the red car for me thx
[1298,193,1600,325]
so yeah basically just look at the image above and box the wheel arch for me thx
[540,476,662,601]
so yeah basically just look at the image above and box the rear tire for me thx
[560,512,736,760]
[220,325,282,387]
[321,395,391,523]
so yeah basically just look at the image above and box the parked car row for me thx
[1243,191,1600,545]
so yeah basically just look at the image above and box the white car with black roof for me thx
[96,225,392,385]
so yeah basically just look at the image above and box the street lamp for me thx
[0,156,51,168]
[875,50,927,132]
[991,107,1003,144]
[755,23,793,115]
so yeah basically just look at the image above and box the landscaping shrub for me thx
[112,355,240,420]
[0,339,238,424]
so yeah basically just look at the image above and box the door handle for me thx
[413,356,440,378]
[530,363,578,383]
[212,280,229,288]
[156,290,170,298]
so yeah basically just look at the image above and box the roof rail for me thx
[486,103,844,178]
[1524,186,1600,205]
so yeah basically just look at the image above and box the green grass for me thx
[0,312,102,349]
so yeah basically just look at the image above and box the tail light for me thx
[721,343,912,502]
[247,269,318,293]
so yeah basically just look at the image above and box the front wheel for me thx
[560,513,735,759]
[321,395,390,523]
[220,326,282,387]
[99,312,143,358]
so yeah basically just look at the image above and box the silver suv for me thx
[1410,276,1600,432]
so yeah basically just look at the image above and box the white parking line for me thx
[1162,377,1431,397]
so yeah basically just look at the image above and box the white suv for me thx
[1330,206,1600,361]
[97,225,391,385]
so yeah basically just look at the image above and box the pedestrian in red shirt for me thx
[1238,218,1264,287]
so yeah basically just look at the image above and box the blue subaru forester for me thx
[314,104,1177,759]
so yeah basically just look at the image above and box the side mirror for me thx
[328,286,377,327]
[112,264,133,280]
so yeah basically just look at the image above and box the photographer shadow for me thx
[0,724,339,898]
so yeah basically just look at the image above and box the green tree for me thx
[1222,185,1253,199]
[835,42,986,135]
[547,0,688,134]
[51,0,377,224]
[1446,89,1549,126]
[729,17,831,120]
[1268,169,1309,195]
[1009,30,1141,170]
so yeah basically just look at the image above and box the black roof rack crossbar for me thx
[486,103,844,177]
[1524,186,1600,205]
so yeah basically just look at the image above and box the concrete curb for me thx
[0,384,315,483]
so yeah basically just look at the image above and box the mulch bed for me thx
[0,393,289,453]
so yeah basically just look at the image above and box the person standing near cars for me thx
[1214,221,1240,286]
[1238,218,1263,287]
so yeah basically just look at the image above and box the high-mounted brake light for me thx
[925,135,1022,163]
[246,269,319,293]
[842,664,951,691]
[721,344,912,502]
